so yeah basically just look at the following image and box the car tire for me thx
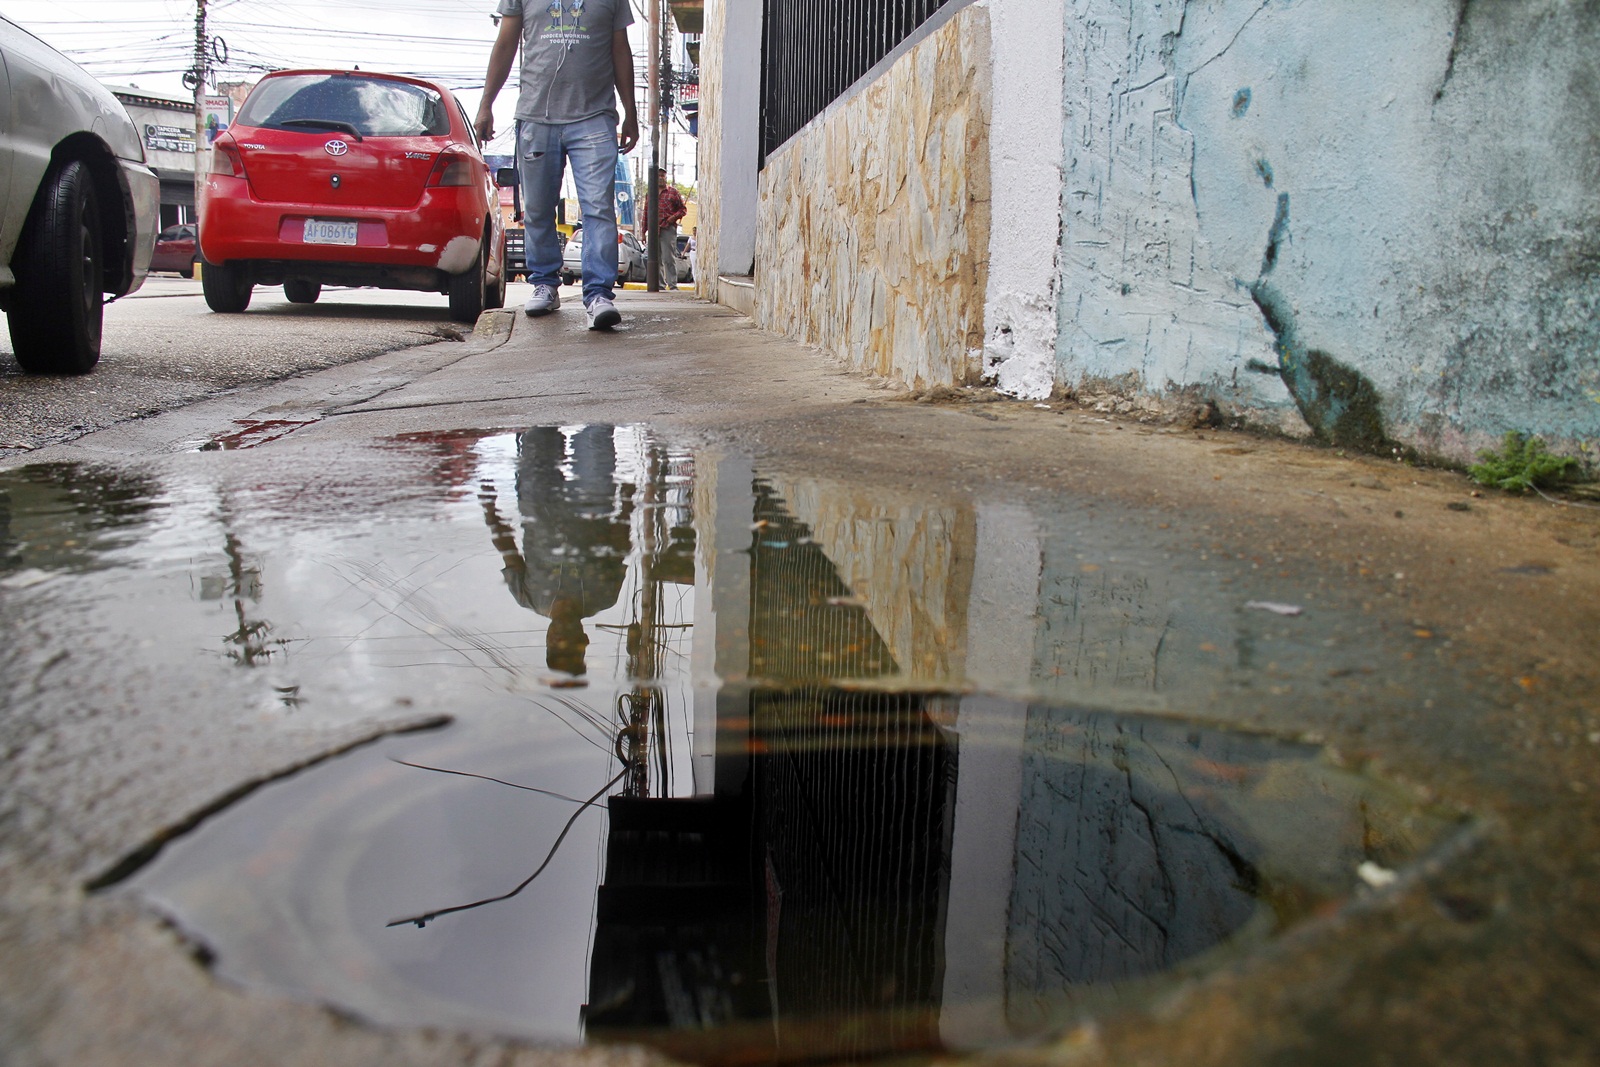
[179,260,196,280]
[561,271,576,287]
[447,238,487,324]
[283,279,321,304]
[7,159,105,375]
[201,258,253,313]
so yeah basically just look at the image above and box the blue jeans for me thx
[518,115,618,304]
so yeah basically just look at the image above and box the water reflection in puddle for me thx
[126,689,1449,1062]
[0,427,1461,1062]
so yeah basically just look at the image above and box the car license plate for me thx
[303,219,358,246]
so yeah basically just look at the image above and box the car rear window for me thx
[237,73,451,137]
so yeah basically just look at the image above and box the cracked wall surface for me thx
[753,5,992,389]
[1058,0,1600,464]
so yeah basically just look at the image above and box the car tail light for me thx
[212,142,245,178]
[427,152,475,187]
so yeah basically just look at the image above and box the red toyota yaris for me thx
[199,69,506,322]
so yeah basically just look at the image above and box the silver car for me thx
[0,17,159,373]
[560,226,646,287]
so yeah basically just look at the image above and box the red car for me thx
[151,223,199,277]
[198,69,506,322]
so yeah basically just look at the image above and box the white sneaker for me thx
[585,296,621,330]
[523,284,560,316]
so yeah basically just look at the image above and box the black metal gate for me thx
[760,0,962,161]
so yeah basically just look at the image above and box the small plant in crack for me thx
[1469,432,1580,493]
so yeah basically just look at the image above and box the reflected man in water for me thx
[481,426,634,677]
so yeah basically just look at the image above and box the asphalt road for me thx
[0,274,521,456]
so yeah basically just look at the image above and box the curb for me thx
[471,307,517,346]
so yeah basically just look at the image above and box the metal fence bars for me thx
[760,0,959,160]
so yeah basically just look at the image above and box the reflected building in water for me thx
[575,436,1301,1061]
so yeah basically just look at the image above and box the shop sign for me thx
[144,124,196,154]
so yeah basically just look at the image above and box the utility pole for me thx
[191,0,207,226]
[644,0,661,291]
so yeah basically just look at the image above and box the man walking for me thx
[477,0,638,330]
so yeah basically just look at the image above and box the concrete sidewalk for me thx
[3,291,1598,1066]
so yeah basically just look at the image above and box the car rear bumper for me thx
[199,175,486,276]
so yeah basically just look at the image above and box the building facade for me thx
[109,86,199,230]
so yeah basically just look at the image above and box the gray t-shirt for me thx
[496,0,633,124]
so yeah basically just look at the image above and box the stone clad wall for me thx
[1057,0,1600,465]
[753,5,992,389]
[693,0,724,301]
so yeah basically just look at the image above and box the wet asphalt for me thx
[1,289,1598,1066]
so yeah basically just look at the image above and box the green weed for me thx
[1469,432,1580,493]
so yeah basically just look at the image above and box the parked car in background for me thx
[199,68,505,323]
[560,225,645,287]
[151,223,199,277]
[621,232,646,283]
[560,227,582,285]
[0,16,159,373]
[676,233,694,282]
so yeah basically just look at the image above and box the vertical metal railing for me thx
[760,0,957,162]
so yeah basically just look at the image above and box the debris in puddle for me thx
[1,568,53,590]
[1357,861,1399,888]
[540,675,589,689]
[1245,600,1303,616]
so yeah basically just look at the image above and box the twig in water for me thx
[385,765,628,929]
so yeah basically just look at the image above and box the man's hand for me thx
[475,106,495,146]
[612,29,638,154]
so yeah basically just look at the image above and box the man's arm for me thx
[612,28,639,154]
[476,15,523,144]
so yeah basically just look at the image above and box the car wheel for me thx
[179,259,196,280]
[447,238,487,324]
[201,258,253,313]
[6,159,105,374]
[561,271,576,287]
[283,279,321,304]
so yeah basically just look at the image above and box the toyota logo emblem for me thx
[324,139,349,156]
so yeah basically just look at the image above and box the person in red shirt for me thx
[651,167,687,288]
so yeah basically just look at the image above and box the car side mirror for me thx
[495,167,518,188]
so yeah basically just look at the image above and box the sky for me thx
[0,0,697,183]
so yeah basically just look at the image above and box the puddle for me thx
[0,426,1465,1062]
[121,688,1452,1062]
